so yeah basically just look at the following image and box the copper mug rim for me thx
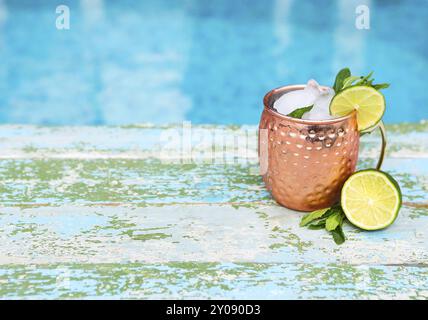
[263,84,357,125]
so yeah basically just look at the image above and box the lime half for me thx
[330,86,385,131]
[341,170,401,231]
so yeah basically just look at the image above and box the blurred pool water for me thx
[0,0,427,125]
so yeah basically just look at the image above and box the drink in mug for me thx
[259,80,360,211]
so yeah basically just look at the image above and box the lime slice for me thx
[341,170,401,230]
[330,86,385,131]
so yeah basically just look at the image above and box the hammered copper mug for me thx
[259,84,386,212]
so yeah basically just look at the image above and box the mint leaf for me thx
[330,206,346,244]
[372,83,390,90]
[325,208,344,231]
[333,68,351,93]
[287,105,313,119]
[331,224,346,245]
[308,218,328,228]
[342,76,361,89]
[308,224,326,230]
[300,207,330,227]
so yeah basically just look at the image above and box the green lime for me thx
[330,86,385,131]
[341,170,401,231]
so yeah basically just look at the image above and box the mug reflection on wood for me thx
[259,85,359,212]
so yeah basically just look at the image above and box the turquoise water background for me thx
[0,0,427,125]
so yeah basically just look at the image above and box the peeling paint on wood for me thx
[0,124,427,299]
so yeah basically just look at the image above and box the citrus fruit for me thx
[330,86,385,131]
[341,169,401,230]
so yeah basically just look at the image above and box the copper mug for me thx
[259,84,386,212]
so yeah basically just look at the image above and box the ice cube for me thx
[305,79,323,97]
[302,87,335,120]
[273,91,313,115]
[274,79,337,120]
[273,79,321,115]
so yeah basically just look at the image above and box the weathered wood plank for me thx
[0,124,427,299]
[1,262,427,299]
[0,123,427,159]
[0,158,426,205]
[0,204,427,265]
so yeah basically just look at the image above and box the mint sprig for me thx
[300,204,347,245]
[333,68,390,93]
[287,105,313,119]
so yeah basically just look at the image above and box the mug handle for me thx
[363,120,386,170]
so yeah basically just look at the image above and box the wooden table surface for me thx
[0,123,427,299]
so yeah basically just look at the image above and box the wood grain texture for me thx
[0,123,427,299]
